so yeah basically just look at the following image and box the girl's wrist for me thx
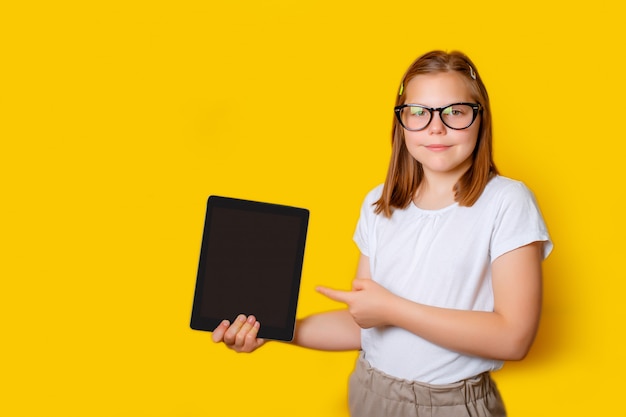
[385,295,421,329]
[383,292,405,327]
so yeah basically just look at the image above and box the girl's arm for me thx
[291,310,361,351]
[211,310,361,353]
[318,241,544,361]
[211,256,367,353]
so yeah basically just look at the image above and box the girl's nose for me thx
[428,111,446,134]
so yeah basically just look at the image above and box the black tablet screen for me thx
[190,196,309,341]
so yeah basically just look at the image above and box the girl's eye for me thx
[443,107,462,116]
[410,107,427,116]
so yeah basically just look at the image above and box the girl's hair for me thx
[374,50,499,217]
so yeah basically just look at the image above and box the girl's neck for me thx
[413,171,463,210]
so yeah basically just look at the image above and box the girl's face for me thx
[402,72,480,179]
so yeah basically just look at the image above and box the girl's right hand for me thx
[211,314,266,353]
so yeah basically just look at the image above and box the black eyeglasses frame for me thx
[394,102,482,131]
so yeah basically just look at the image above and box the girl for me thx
[212,50,552,417]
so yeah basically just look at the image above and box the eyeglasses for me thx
[394,102,482,131]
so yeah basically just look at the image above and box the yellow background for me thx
[1,1,624,415]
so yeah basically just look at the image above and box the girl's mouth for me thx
[425,144,451,152]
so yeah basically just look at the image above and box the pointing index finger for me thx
[316,286,352,304]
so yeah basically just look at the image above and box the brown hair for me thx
[374,50,499,217]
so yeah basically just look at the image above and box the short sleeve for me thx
[490,181,553,262]
[353,185,384,257]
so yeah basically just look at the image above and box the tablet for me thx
[190,195,309,341]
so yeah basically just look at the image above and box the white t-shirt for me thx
[353,176,553,384]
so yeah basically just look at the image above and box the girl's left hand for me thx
[316,279,396,329]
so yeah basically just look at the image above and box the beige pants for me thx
[349,353,507,417]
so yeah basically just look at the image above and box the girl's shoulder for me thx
[486,175,525,189]
[480,175,538,206]
[356,184,387,221]
[362,183,385,205]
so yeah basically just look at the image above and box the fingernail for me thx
[247,316,255,324]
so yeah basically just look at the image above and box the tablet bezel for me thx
[190,195,309,341]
